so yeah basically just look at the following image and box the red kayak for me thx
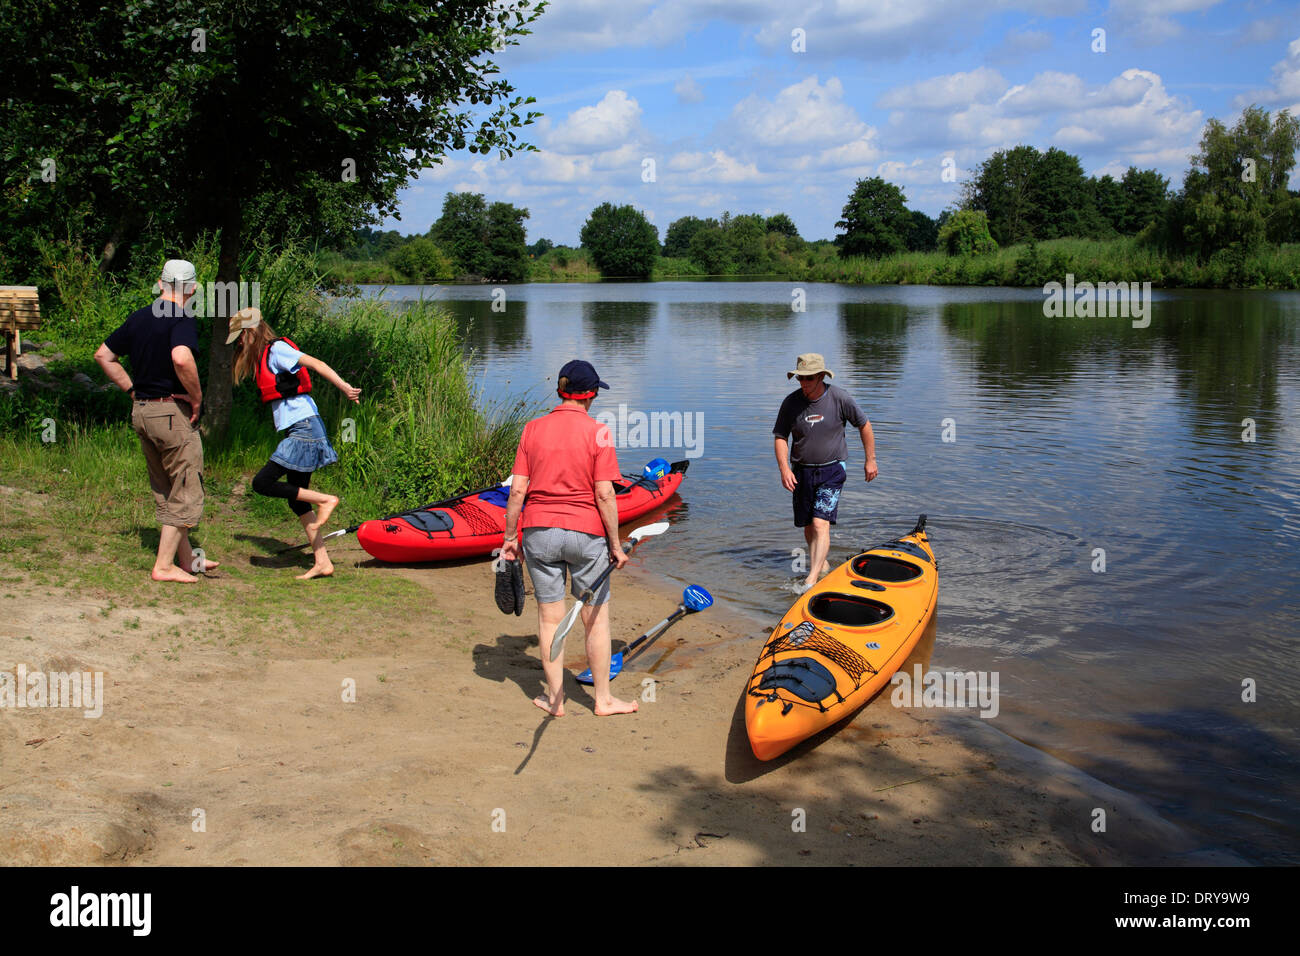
[356,460,688,562]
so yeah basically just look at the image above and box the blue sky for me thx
[385,0,1300,245]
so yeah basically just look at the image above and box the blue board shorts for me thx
[270,414,339,473]
[792,461,846,527]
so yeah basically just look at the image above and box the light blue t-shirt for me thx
[266,340,320,432]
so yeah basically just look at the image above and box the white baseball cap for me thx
[159,259,197,284]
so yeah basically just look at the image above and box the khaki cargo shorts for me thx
[131,399,204,528]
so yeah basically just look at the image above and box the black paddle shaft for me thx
[576,535,647,603]
[622,604,689,661]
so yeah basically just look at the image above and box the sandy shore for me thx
[0,533,1241,866]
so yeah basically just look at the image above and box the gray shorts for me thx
[521,527,612,605]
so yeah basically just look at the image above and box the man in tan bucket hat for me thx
[773,353,877,591]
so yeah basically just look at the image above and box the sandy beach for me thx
[0,500,1242,866]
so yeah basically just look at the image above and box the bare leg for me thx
[176,533,219,574]
[803,518,831,591]
[583,601,638,716]
[152,525,198,583]
[533,600,565,716]
[293,487,338,533]
[295,508,335,580]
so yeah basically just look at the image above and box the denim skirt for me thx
[270,415,339,473]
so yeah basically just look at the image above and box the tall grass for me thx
[275,298,533,516]
[803,237,1300,289]
[2,239,534,527]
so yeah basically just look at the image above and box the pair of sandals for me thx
[494,557,526,615]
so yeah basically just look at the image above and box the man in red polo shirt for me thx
[499,360,637,717]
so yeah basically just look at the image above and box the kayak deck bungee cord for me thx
[355,460,688,563]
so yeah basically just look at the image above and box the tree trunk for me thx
[203,201,242,444]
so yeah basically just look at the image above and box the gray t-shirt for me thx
[773,383,867,466]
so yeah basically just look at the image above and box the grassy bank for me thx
[320,236,1300,289]
[810,237,1300,289]
[1,241,535,547]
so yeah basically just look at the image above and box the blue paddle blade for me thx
[576,653,623,686]
[683,585,713,611]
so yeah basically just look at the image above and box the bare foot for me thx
[311,496,339,536]
[533,693,565,717]
[190,558,220,573]
[296,562,334,580]
[594,696,639,716]
[152,566,198,583]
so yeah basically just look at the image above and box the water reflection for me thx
[443,297,531,357]
[838,302,917,386]
[581,300,657,350]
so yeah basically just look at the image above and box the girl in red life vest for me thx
[227,307,361,579]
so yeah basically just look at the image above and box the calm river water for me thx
[363,281,1299,864]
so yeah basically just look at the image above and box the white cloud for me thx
[997,72,1088,115]
[1049,69,1203,156]
[665,149,762,183]
[545,90,645,152]
[878,64,1203,172]
[816,132,883,170]
[1105,0,1224,44]
[1235,36,1300,114]
[730,76,870,149]
[501,0,1090,63]
[674,74,705,104]
[879,68,1007,111]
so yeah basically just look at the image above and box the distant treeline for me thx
[324,106,1300,288]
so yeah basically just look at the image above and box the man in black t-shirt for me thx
[773,353,877,591]
[94,260,218,583]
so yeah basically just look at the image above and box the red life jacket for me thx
[256,337,312,403]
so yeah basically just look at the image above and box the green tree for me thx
[579,203,659,278]
[765,213,801,239]
[663,216,709,258]
[905,210,939,251]
[526,238,554,257]
[1090,174,1127,234]
[432,193,490,276]
[835,177,912,258]
[686,221,730,274]
[484,201,530,282]
[388,237,455,283]
[1179,106,1300,257]
[962,145,1040,245]
[938,210,998,256]
[726,213,771,272]
[1029,148,1101,239]
[1120,168,1170,234]
[0,0,546,437]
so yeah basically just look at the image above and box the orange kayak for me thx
[745,515,938,761]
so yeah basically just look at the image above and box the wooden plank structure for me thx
[0,286,41,380]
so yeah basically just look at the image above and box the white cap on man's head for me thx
[159,259,197,284]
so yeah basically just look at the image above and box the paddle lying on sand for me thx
[275,477,512,554]
[576,584,713,684]
[548,521,670,662]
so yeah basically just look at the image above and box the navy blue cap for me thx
[557,360,610,398]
